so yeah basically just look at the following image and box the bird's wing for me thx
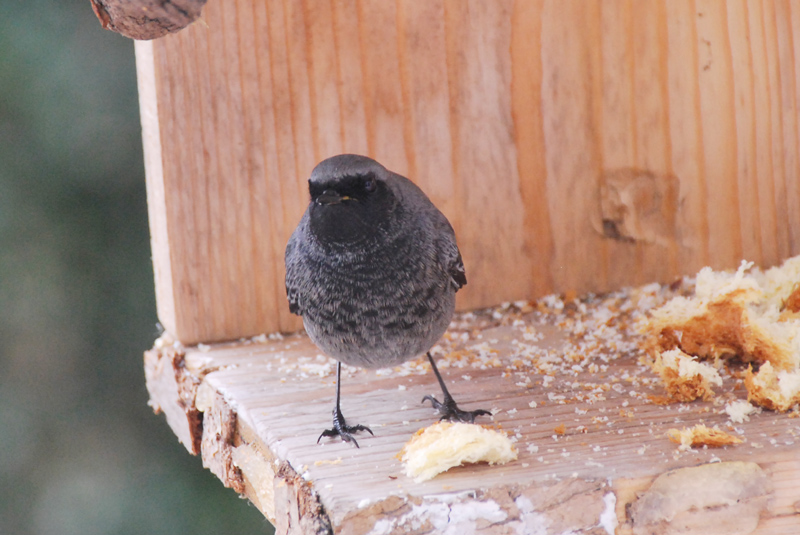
[284,230,303,316]
[432,213,467,291]
[449,250,467,290]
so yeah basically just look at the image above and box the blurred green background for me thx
[0,1,273,533]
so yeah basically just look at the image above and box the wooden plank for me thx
[146,282,800,534]
[136,0,800,344]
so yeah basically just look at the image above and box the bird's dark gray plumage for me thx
[285,154,487,446]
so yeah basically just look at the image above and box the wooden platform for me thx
[145,283,800,535]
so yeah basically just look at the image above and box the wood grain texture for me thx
[136,0,800,344]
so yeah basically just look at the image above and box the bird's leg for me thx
[422,352,491,423]
[318,362,374,447]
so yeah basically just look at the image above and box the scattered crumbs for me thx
[554,424,566,435]
[398,384,407,391]
[507,408,518,415]
[462,375,472,381]
[526,443,539,454]
[197,343,210,352]
[528,401,538,409]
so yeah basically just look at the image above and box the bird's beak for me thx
[316,189,353,206]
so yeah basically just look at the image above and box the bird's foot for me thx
[318,406,373,448]
[422,393,491,424]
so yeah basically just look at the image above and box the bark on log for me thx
[90,0,207,40]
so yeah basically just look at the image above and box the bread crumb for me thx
[724,400,759,423]
[313,457,343,466]
[399,422,517,483]
[667,424,743,451]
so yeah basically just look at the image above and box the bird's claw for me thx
[318,407,373,448]
[422,394,491,424]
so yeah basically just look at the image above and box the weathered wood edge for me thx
[145,344,333,534]
[144,343,798,535]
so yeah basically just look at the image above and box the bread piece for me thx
[650,348,722,402]
[744,362,800,412]
[667,424,743,451]
[642,256,800,411]
[399,422,517,483]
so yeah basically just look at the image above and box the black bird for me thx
[285,154,489,446]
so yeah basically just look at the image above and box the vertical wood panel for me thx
[511,0,554,297]
[137,0,800,344]
[777,0,800,253]
[445,0,536,305]
[598,0,638,289]
[728,0,764,265]
[177,19,213,337]
[696,0,743,269]
[763,0,791,261]
[330,0,369,153]
[747,0,780,267]
[666,0,710,274]
[632,0,678,283]
[237,0,283,332]
[284,0,317,198]
[304,0,343,160]
[221,0,257,334]
[396,0,456,219]
[135,40,175,331]
[358,1,407,175]
[261,0,304,331]
[540,0,604,294]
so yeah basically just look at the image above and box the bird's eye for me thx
[363,176,377,192]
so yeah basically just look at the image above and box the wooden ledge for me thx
[145,285,800,534]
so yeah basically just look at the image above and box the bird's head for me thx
[307,155,398,243]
